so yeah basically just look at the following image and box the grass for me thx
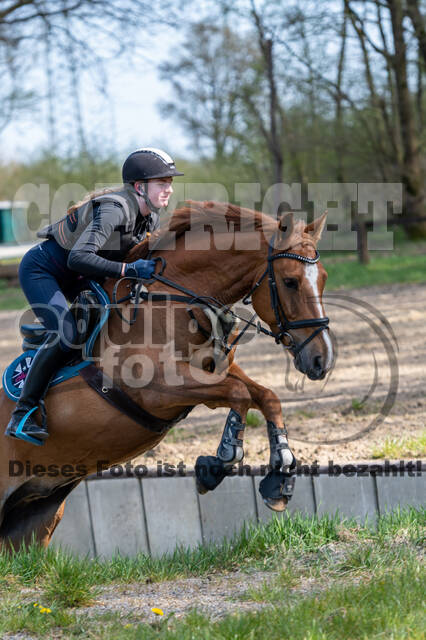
[164,427,191,443]
[0,512,345,592]
[43,554,101,607]
[0,508,424,638]
[158,563,425,640]
[245,410,264,427]
[350,397,365,412]
[323,251,426,290]
[244,565,300,602]
[372,430,426,459]
[0,277,26,310]
[293,408,316,419]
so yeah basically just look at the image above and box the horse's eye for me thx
[283,278,298,290]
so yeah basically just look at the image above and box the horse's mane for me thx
[126,201,271,260]
[126,200,313,261]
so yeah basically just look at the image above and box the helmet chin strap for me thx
[136,180,160,214]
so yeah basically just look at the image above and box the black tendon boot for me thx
[5,333,65,445]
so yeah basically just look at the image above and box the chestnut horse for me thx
[0,201,333,550]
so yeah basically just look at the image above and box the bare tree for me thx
[159,21,243,161]
[0,0,184,151]
[335,2,348,183]
[406,0,426,64]
[249,0,284,194]
[343,0,425,235]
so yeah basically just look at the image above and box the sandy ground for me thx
[0,282,424,466]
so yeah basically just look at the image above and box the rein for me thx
[112,239,329,356]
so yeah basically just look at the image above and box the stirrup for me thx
[10,405,47,446]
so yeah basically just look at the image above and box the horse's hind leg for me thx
[0,481,76,552]
[1,499,65,552]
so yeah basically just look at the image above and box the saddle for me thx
[3,281,109,402]
[3,280,193,435]
[21,290,100,354]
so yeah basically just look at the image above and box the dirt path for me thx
[75,570,270,622]
[0,282,424,465]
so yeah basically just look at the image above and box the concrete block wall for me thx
[51,464,425,558]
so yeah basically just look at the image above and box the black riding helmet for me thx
[122,147,183,214]
[122,147,184,182]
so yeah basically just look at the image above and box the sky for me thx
[0,28,191,163]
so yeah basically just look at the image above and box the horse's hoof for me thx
[195,476,209,495]
[194,454,229,492]
[259,470,295,510]
[263,496,289,512]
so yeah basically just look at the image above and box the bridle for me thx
[112,233,329,357]
[241,233,329,355]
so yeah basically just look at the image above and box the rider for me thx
[5,147,183,443]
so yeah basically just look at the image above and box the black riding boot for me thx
[5,334,66,444]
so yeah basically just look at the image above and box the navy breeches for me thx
[19,239,86,350]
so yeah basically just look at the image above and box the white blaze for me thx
[304,263,333,368]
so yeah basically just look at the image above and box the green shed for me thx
[0,201,30,244]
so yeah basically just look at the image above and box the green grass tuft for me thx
[0,598,76,636]
[245,410,264,427]
[351,397,365,412]
[0,508,423,589]
[43,553,100,607]
[372,430,426,459]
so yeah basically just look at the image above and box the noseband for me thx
[242,234,329,355]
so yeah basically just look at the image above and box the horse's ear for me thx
[304,211,327,244]
[278,211,294,243]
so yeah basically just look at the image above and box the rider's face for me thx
[147,177,174,208]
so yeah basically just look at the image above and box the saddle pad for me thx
[2,353,91,402]
[2,280,110,402]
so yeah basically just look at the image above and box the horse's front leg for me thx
[141,361,252,493]
[228,363,296,511]
[195,405,246,495]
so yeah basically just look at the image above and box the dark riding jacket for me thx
[37,184,160,279]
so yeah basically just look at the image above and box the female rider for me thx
[5,147,183,443]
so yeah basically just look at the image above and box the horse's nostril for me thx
[313,355,323,372]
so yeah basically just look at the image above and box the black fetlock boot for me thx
[195,409,245,493]
[5,333,66,445]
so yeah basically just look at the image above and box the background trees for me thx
[161,0,425,232]
[0,0,425,234]
[0,0,180,152]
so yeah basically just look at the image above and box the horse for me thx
[0,201,333,551]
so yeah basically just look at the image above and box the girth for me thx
[79,364,193,435]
